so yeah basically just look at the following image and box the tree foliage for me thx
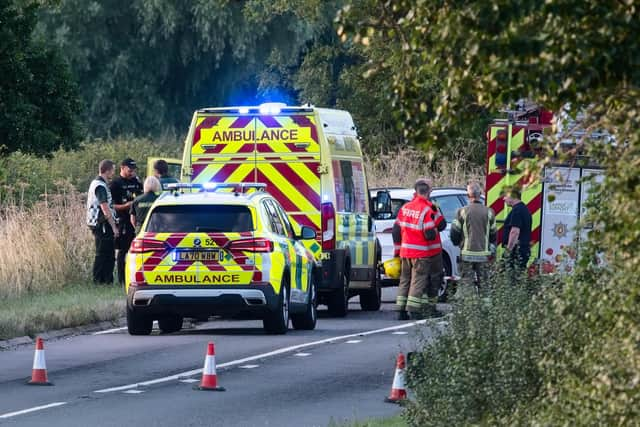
[339,1,640,424]
[0,0,81,156]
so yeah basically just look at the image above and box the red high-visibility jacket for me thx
[395,196,444,258]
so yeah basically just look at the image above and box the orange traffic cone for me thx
[194,342,225,391]
[27,337,53,386]
[384,353,406,403]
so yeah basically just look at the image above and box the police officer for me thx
[392,178,447,320]
[503,187,532,270]
[110,158,143,285]
[130,175,161,234]
[86,159,119,284]
[153,159,179,190]
[450,181,497,296]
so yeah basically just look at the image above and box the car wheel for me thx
[263,279,289,334]
[127,306,153,336]
[158,315,183,334]
[291,273,317,330]
[360,261,381,311]
[327,268,349,317]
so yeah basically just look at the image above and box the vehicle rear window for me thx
[145,205,253,233]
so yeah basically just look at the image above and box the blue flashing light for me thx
[259,102,285,115]
[202,182,217,190]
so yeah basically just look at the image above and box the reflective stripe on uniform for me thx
[407,295,423,308]
[401,243,442,251]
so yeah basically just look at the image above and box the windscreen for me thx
[146,205,253,233]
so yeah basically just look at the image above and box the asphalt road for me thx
[0,288,444,427]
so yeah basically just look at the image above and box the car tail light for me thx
[228,238,273,252]
[129,238,167,253]
[321,202,336,250]
[130,271,147,286]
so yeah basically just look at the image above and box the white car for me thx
[370,187,473,286]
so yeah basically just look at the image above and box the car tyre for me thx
[438,254,454,303]
[263,279,289,334]
[291,273,317,330]
[158,315,183,334]
[360,262,381,311]
[328,268,349,317]
[127,306,153,336]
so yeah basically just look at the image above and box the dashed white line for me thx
[0,402,67,419]
[294,352,311,357]
[239,364,260,369]
[93,319,426,394]
[93,321,158,335]
[123,390,145,394]
[179,378,199,383]
[392,331,408,335]
[345,340,362,344]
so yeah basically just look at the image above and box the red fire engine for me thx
[484,101,604,273]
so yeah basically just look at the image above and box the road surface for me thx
[0,289,445,426]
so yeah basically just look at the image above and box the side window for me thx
[273,201,295,239]
[432,195,463,224]
[263,200,286,236]
[333,160,367,213]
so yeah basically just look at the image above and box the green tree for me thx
[0,0,81,156]
[340,1,640,424]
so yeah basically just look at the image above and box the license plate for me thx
[174,250,223,262]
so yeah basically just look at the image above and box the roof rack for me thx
[165,182,267,194]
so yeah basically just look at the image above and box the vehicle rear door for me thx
[189,110,322,261]
[138,204,255,285]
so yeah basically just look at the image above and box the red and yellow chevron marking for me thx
[187,113,323,261]
[485,124,542,263]
[127,232,287,293]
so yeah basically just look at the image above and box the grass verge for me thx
[0,284,124,340]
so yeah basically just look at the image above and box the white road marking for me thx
[93,327,127,335]
[93,321,158,335]
[179,378,199,383]
[93,320,426,394]
[239,365,260,369]
[345,340,362,344]
[294,352,311,357]
[123,390,144,394]
[0,402,67,419]
[392,331,408,335]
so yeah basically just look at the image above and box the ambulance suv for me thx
[159,103,382,317]
[125,183,318,335]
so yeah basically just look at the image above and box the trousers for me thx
[396,253,443,313]
[92,224,115,285]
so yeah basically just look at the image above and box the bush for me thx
[403,265,561,426]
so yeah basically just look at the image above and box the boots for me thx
[397,310,409,321]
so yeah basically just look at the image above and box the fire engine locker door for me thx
[540,167,581,272]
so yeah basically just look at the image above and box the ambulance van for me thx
[159,103,382,316]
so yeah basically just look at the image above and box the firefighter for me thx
[110,158,143,285]
[130,175,161,234]
[86,159,119,285]
[392,178,447,320]
[450,182,497,296]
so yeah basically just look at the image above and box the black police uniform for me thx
[110,175,142,285]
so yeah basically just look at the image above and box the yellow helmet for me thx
[383,257,401,280]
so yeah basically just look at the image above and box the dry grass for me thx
[0,187,93,299]
[365,147,484,189]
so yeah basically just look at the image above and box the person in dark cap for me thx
[109,157,143,285]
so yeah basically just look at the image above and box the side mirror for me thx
[298,225,317,240]
[373,190,392,219]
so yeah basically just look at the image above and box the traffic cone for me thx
[194,342,225,391]
[384,353,406,403]
[27,337,53,386]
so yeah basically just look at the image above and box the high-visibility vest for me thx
[86,177,116,227]
[395,196,442,258]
